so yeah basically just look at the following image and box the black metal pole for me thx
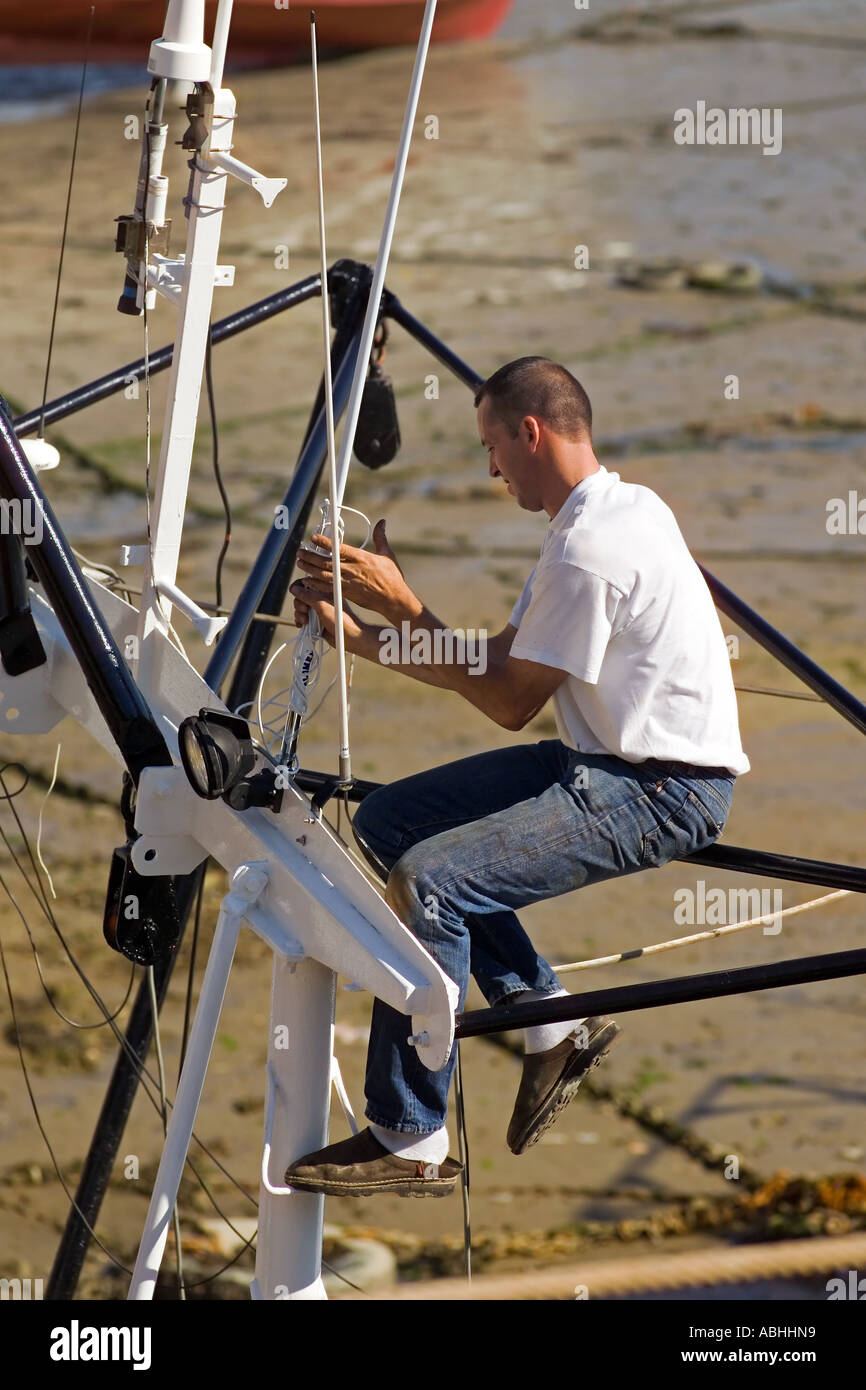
[206,318,366,693]
[383,292,483,391]
[455,947,866,1040]
[687,842,866,892]
[13,275,322,436]
[699,564,866,738]
[46,869,204,1300]
[224,269,371,710]
[0,398,171,781]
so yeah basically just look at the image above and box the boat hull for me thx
[0,0,514,62]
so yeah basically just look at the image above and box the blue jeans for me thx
[352,739,735,1134]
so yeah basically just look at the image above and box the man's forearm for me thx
[354,606,515,726]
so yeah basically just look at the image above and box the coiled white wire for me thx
[241,505,372,757]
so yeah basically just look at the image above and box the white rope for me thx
[554,888,851,976]
[35,742,61,901]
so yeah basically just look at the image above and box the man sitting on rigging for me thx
[285,355,749,1198]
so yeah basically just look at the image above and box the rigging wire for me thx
[38,5,95,441]
[0,770,261,1272]
[734,682,822,702]
[0,921,136,1276]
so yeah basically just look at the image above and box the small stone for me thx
[687,260,763,293]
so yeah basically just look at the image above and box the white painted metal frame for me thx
[0,575,457,1299]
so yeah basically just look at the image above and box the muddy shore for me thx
[1,2,865,1296]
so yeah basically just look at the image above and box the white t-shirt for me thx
[508,465,750,775]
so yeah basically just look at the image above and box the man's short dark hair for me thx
[474,357,593,441]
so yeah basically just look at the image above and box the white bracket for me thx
[155,577,228,645]
[130,766,208,876]
[201,152,287,208]
[120,545,148,567]
[145,252,235,306]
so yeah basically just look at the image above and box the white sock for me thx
[369,1122,450,1164]
[515,987,587,1055]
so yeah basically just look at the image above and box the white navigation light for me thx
[20,438,60,471]
[148,0,212,82]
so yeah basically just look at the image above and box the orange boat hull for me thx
[0,0,514,61]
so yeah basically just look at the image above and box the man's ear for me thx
[522,414,542,450]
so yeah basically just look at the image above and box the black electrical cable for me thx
[205,326,232,612]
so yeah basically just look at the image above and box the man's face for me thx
[477,397,543,512]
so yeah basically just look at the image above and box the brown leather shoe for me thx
[284,1126,463,1198]
[507,1015,621,1155]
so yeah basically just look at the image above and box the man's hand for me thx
[290,579,375,658]
[295,519,420,624]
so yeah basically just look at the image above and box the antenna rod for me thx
[310,11,352,786]
[282,0,436,781]
[333,0,437,502]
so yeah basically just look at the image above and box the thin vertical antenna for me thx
[39,5,96,441]
[311,10,352,785]
[333,0,438,502]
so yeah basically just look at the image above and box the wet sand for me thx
[1,1,866,1295]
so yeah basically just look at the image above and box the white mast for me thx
[134,0,285,702]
